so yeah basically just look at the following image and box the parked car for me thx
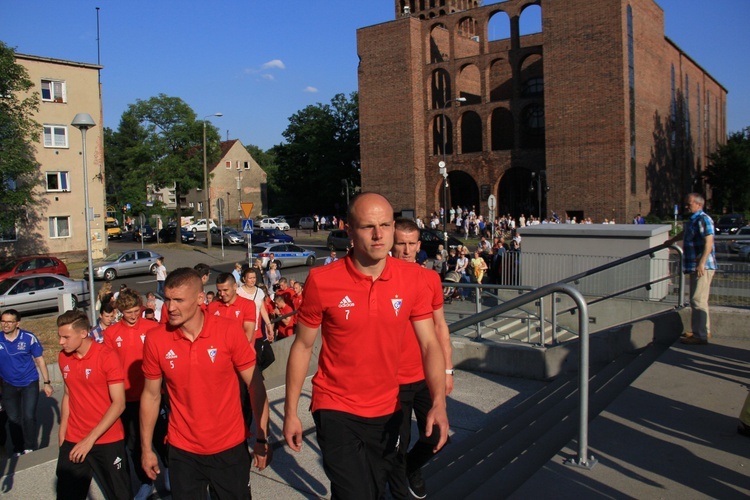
[84,250,163,281]
[251,228,294,244]
[739,244,750,262]
[257,217,291,231]
[133,224,157,242]
[210,227,245,245]
[715,213,746,235]
[250,243,316,268]
[0,274,90,314]
[184,218,218,233]
[729,226,750,253]
[105,217,123,239]
[159,226,197,244]
[0,256,69,281]
[419,228,464,258]
[327,229,351,251]
[299,216,315,230]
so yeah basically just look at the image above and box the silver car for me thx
[84,250,163,281]
[210,227,246,246]
[0,274,90,313]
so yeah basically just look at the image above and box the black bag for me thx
[255,337,276,371]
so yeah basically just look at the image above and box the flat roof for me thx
[14,53,103,71]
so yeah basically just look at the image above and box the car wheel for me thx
[150,263,158,275]
[104,268,117,281]
[70,294,79,310]
[192,228,197,233]
[328,242,335,251]
[306,255,315,266]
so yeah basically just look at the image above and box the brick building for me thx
[357,0,727,223]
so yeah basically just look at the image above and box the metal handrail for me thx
[447,282,596,468]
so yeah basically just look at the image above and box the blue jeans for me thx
[2,380,39,452]
[459,273,471,298]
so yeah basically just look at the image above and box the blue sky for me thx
[2,0,748,151]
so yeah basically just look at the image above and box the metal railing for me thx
[448,282,596,468]
[443,243,686,344]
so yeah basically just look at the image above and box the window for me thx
[41,79,66,103]
[48,216,70,238]
[46,171,70,192]
[243,161,250,170]
[521,77,544,97]
[198,202,204,213]
[0,223,17,242]
[188,202,195,208]
[523,105,545,134]
[43,125,68,148]
[225,161,231,169]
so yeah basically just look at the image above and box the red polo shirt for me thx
[142,313,256,455]
[397,268,444,384]
[58,342,125,444]
[297,256,432,418]
[275,304,295,338]
[207,295,257,340]
[104,317,150,402]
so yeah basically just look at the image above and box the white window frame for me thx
[198,202,204,213]
[41,79,67,103]
[225,161,231,169]
[188,202,195,208]
[243,161,250,170]
[46,171,70,192]
[43,125,69,148]
[48,216,71,239]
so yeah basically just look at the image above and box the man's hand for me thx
[141,450,160,480]
[283,414,304,452]
[252,442,273,470]
[69,437,95,463]
[424,404,450,453]
[43,384,54,398]
[445,374,454,396]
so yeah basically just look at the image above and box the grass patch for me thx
[19,314,61,366]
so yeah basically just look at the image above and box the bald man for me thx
[284,193,449,499]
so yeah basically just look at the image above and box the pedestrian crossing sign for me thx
[242,219,254,234]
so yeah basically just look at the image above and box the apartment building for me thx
[8,53,107,260]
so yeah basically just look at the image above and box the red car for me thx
[0,256,69,281]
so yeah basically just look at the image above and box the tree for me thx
[703,128,750,214]
[103,112,151,215]
[0,41,42,241]
[113,94,221,241]
[271,92,359,214]
[245,144,279,213]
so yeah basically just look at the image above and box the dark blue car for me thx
[251,228,294,244]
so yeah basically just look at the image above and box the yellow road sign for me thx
[241,202,254,219]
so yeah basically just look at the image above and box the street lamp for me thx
[71,113,97,325]
[202,113,222,249]
[440,96,466,252]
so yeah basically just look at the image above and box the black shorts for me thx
[314,409,401,500]
[56,439,131,500]
[169,441,251,499]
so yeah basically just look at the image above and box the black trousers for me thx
[56,439,131,500]
[121,398,169,486]
[387,380,441,499]
[169,442,251,499]
[314,409,402,500]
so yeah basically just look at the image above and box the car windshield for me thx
[254,245,271,254]
[0,259,19,272]
[0,278,19,294]
[102,253,124,262]
[719,216,742,224]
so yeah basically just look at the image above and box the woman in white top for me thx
[237,267,274,341]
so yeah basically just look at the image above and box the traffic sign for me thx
[242,219,254,234]
[241,202,254,219]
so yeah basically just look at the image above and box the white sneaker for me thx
[134,483,154,500]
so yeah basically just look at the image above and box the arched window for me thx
[491,108,514,150]
[461,111,483,153]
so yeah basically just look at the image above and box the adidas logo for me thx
[63,365,70,372]
[113,456,122,470]
[338,296,355,308]
[165,350,178,360]
[115,336,123,343]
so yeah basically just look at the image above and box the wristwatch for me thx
[43,381,51,385]
[445,369,455,375]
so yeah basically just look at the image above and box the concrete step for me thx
[428,342,669,498]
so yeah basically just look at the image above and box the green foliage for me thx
[105,94,222,232]
[0,41,42,234]
[703,128,750,213]
[245,144,280,207]
[271,92,359,214]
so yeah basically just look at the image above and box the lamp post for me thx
[440,96,466,252]
[203,113,222,249]
[71,113,97,325]
[530,170,548,219]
